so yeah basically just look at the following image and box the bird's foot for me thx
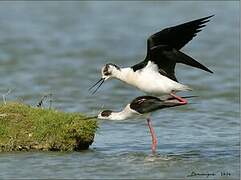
[170,93,188,105]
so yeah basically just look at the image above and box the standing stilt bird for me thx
[89,15,214,96]
[97,94,194,153]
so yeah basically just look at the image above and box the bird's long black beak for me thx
[88,78,105,95]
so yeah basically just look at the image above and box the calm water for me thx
[0,1,239,179]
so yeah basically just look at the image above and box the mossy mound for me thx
[0,102,97,152]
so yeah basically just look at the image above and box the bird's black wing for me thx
[148,44,213,81]
[130,96,180,114]
[147,15,214,51]
[132,16,214,80]
[130,96,163,114]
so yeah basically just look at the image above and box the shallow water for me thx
[0,1,239,179]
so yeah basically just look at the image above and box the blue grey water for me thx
[0,1,239,179]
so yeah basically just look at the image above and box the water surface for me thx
[0,1,239,179]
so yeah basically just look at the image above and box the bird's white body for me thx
[113,61,191,96]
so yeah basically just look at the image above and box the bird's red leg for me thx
[147,118,158,153]
[170,93,188,105]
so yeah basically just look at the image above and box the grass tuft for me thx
[0,102,98,152]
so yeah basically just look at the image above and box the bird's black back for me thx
[130,96,179,114]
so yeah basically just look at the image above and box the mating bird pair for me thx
[89,15,214,153]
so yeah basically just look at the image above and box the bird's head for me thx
[89,63,120,94]
[97,109,114,120]
[101,63,120,80]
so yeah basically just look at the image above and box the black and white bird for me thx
[89,15,214,96]
[97,94,192,153]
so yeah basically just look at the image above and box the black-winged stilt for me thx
[89,15,214,95]
[97,94,193,153]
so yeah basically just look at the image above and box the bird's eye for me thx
[103,66,111,76]
[104,72,111,76]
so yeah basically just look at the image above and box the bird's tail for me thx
[176,50,213,73]
[184,85,193,91]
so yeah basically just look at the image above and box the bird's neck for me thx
[113,67,137,84]
[109,104,139,120]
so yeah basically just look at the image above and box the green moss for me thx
[0,102,98,152]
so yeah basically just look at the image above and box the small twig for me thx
[48,93,53,109]
[36,93,54,108]
[2,89,14,105]
[16,96,24,103]
[36,95,48,108]
[101,104,105,109]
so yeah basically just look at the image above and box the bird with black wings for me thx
[89,15,214,96]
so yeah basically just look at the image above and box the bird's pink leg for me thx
[147,118,158,153]
[170,93,188,105]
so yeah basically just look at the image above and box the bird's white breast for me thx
[117,62,188,95]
